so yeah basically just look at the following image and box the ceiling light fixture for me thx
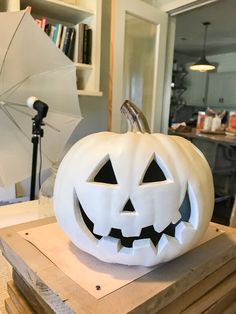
[190,22,215,72]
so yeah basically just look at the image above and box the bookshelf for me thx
[4,0,102,96]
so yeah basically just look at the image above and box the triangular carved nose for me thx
[123,199,136,212]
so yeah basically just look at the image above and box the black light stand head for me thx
[33,100,49,121]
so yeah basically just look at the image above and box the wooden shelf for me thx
[6,0,102,97]
[77,90,103,96]
[75,63,93,70]
[21,0,93,24]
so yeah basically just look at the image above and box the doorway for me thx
[169,0,236,227]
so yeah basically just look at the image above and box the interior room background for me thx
[1,0,234,199]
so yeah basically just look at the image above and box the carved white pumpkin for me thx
[54,103,214,266]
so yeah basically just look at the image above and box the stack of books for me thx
[35,17,92,64]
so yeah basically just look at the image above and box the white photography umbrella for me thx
[0,10,82,189]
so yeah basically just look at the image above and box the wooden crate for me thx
[0,218,236,314]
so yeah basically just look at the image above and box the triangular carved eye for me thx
[94,159,118,184]
[142,159,166,183]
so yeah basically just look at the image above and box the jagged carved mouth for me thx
[78,193,191,248]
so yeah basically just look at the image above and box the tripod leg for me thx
[30,136,39,200]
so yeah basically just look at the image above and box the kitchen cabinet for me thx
[207,72,223,105]
[184,70,207,106]
[171,69,188,104]
[170,67,188,123]
[207,72,236,107]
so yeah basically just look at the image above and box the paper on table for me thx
[18,223,155,299]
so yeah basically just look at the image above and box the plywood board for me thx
[158,258,236,313]
[18,223,156,299]
[12,270,55,314]
[4,298,19,314]
[182,272,236,313]
[0,251,12,314]
[18,221,225,299]
[7,281,34,314]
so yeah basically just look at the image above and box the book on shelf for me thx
[67,28,76,61]
[41,17,46,32]
[33,17,92,64]
[83,27,92,64]
[49,25,55,39]
[73,24,80,63]
[59,26,67,50]
[55,24,63,47]
[45,24,51,36]
[73,23,92,65]
[62,27,75,56]
[52,24,61,46]
[78,23,86,64]
[82,24,89,64]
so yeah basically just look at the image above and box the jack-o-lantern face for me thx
[54,132,214,266]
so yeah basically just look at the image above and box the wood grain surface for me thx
[0,219,236,313]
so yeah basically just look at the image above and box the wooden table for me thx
[0,218,236,313]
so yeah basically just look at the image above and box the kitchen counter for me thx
[169,128,236,227]
[168,128,236,146]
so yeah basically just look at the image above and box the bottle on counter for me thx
[211,115,221,132]
[203,115,213,131]
[197,111,206,129]
[228,111,236,132]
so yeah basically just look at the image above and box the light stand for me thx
[29,99,48,200]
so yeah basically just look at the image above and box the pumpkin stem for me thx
[120,100,151,134]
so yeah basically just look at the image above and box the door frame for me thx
[109,0,168,133]
[159,0,219,15]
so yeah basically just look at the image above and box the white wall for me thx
[64,0,111,150]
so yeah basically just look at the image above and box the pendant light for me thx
[190,22,215,72]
